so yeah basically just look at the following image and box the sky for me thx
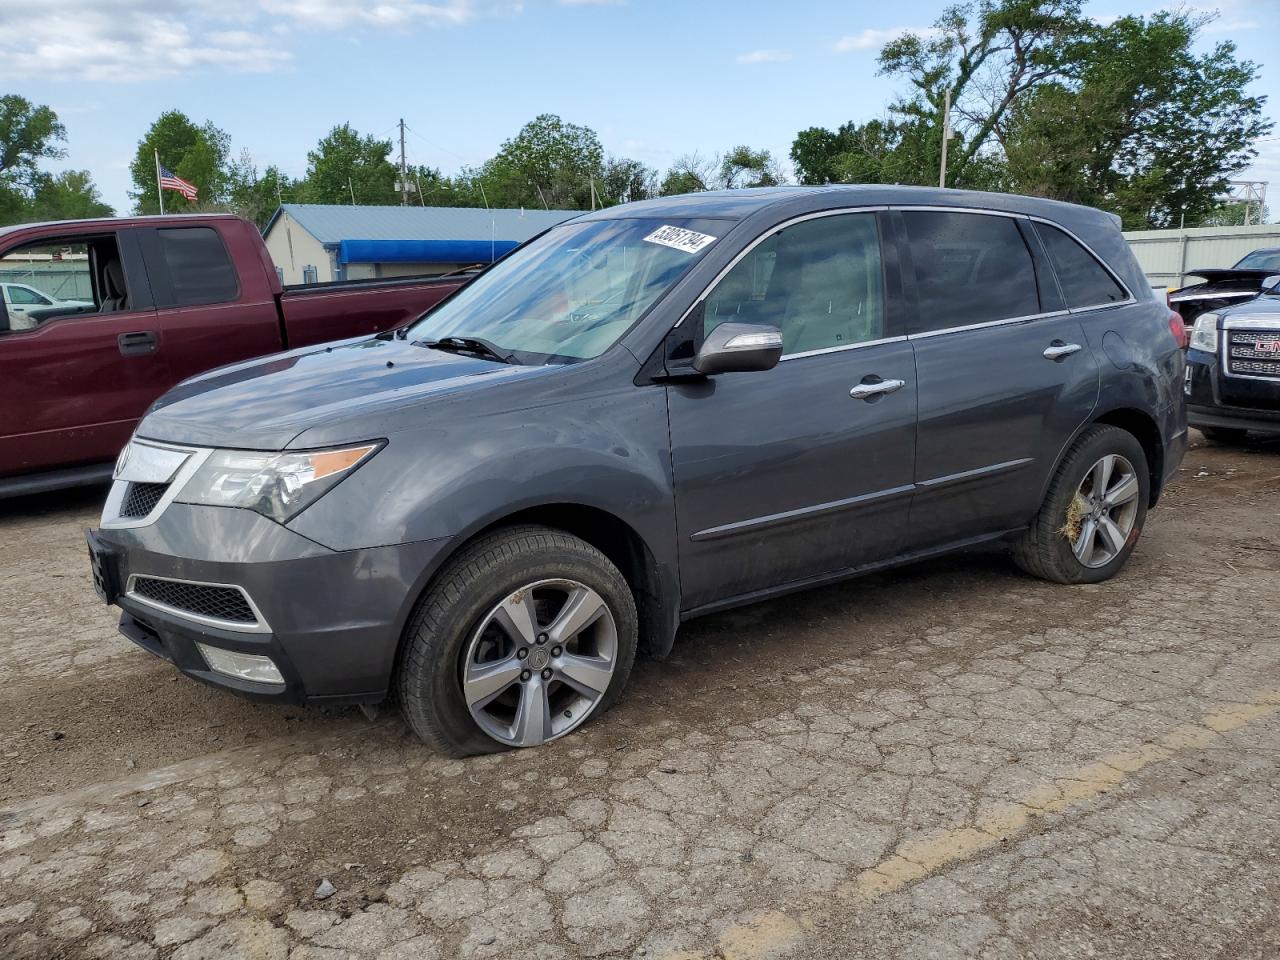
[3,0,1278,217]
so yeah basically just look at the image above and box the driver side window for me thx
[705,213,885,356]
[0,237,123,334]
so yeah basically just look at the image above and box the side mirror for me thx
[1264,274,1280,292]
[693,322,784,375]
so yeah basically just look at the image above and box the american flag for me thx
[158,164,198,202]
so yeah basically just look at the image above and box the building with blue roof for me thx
[262,203,580,285]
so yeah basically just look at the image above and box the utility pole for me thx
[939,88,953,189]
[398,118,410,207]
[348,177,356,205]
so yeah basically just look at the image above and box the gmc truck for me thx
[1185,282,1280,441]
[0,214,472,496]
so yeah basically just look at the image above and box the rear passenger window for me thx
[705,213,885,356]
[1036,223,1128,308]
[901,211,1039,334]
[156,227,238,307]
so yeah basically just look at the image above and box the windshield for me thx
[407,217,727,362]
[1234,250,1280,271]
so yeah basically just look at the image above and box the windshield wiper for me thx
[416,335,520,364]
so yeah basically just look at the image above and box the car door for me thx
[3,284,52,328]
[0,230,170,478]
[666,210,917,611]
[897,208,1100,549]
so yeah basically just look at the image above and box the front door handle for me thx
[118,331,158,357]
[849,377,906,401]
[1043,341,1083,361]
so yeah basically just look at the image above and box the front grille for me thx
[121,482,169,519]
[130,576,258,625]
[1226,329,1280,379]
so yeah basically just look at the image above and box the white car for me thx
[1,282,93,329]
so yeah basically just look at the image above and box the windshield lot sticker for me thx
[643,225,718,254]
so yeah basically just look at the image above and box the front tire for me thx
[398,525,637,756]
[1012,425,1149,585]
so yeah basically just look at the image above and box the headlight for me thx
[1190,313,1219,353]
[176,442,381,522]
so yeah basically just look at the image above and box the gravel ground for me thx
[1,431,1279,960]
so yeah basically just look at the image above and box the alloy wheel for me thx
[1069,454,1141,568]
[460,579,618,747]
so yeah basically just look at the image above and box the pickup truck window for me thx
[406,217,724,363]
[1036,223,1128,309]
[156,227,239,307]
[902,210,1040,334]
[705,212,885,355]
[0,240,103,332]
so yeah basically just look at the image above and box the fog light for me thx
[196,642,285,686]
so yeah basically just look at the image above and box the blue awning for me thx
[337,238,519,265]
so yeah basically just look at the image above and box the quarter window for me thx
[156,227,238,307]
[901,211,1040,334]
[1036,223,1128,308]
[705,213,885,356]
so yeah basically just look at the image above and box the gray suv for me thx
[87,186,1187,755]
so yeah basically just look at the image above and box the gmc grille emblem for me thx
[1255,339,1280,354]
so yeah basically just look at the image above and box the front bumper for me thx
[1185,347,1280,436]
[90,503,449,705]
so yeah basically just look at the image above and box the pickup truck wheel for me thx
[1198,426,1248,445]
[398,525,637,756]
[1012,425,1149,585]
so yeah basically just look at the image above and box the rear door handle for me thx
[1043,341,1083,361]
[849,377,906,401]
[118,331,158,357]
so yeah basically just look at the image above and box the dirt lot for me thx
[2,432,1279,960]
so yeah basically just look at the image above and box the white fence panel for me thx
[1123,224,1280,288]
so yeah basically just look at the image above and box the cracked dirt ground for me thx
[2,432,1279,960]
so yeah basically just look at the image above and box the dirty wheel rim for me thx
[461,579,618,747]
[1070,454,1140,569]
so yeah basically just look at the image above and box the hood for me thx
[140,337,537,450]
[1218,293,1280,322]
[1172,267,1278,300]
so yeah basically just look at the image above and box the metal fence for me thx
[1123,223,1280,288]
[0,263,93,301]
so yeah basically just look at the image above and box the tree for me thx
[599,157,657,205]
[29,171,114,221]
[0,95,66,192]
[719,146,785,189]
[659,153,717,195]
[226,150,297,228]
[877,0,1086,186]
[475,114,605,210]
[299,124,398,205]
[130,110,230,214]
[1002,12,1271,227]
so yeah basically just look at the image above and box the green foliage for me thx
[29,171,114,221]
[226,150,297,228]
[599,157,658,205]
[300,124,399,205]
[129,110,230,213]
[1003,12,1272,228]
[473,114,605,209]
[0,96,67,191]
[719,145,784,189]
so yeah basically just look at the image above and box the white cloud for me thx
[736,49,793,64]
[0,0,521,81]
[833,26,936,53]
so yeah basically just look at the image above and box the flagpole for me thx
[154,149,165,215]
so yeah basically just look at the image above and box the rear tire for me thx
[398,525,637,757]
[1198,426,1248,445]
[1012,425,1149,585]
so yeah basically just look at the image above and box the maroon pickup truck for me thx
[0,214,470,496]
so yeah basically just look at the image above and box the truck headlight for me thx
[1189,313,1219,353]
[176,442,381,522]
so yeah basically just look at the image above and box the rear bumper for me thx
[92,503,450,704]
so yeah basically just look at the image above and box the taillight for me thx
[1169,310,1188,350]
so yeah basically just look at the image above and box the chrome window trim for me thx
[100,440,214,530]
[1221,316,1280,382]
[124,573,271,634]
[779,335,908,361]
[908,309,1072,341]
